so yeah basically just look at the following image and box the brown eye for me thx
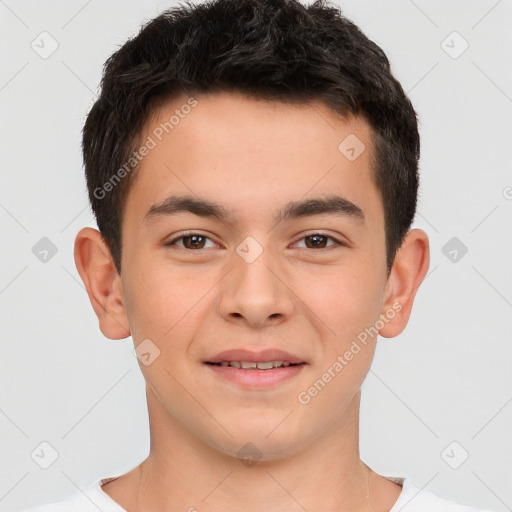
[295,234,342,249]
[182,235,207,249]
[166,233,217,250]
[305,234,328,248]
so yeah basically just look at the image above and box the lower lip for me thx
[205,363,306,388]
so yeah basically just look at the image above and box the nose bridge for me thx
[237,241,277,292]
[217,236,293,325]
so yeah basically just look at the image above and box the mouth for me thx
[204,349,307,388]
[205,348,305,366]
[205,360,304,370]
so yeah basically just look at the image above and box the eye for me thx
[165,232,345,251]
[293,233,343,249]
[165,232,218,250]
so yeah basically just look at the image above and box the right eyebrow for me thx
[144,195,232,223]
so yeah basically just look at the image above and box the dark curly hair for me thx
[82,0,420,273]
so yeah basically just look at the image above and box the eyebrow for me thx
[144,194,365,225]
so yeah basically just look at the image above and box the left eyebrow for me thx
[276,195,365,224]
[144,194,365,224]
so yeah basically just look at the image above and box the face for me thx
[118,91,392,460]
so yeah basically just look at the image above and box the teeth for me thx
[215,360,296,370]
[256,361,273,370]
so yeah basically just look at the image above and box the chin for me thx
[206,418,312,464]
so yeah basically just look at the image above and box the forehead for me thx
[126,91,383,228]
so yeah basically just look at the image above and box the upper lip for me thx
[206,349,305,365]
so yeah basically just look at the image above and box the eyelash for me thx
[165,232,345,251]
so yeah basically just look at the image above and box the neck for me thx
[115,388,380,512]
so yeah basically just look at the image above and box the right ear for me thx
[74,227,131,340]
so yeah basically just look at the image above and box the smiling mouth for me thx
[206,361,303,370]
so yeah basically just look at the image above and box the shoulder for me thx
[389,476,497,512]
[17,477,126,512]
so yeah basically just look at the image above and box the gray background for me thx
[1,0,511,510]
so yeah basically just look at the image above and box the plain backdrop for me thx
[1,0,511,510]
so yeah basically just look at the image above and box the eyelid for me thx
[291,231,346,249]
[165,231,222,249]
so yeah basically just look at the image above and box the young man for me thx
[22,0,495,510]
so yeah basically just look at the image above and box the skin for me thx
[75,91,430,512]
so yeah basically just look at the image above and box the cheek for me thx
[298,262,384,347]
[122,260,216,344]
[294,268,381,419]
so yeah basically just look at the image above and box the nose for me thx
[216,241,295,328]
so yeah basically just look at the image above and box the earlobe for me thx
[379,229,430,338]
[74,227,131,340]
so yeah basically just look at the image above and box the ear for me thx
[379,228,430,338]
[74,227,131,340]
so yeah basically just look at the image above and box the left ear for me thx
[379,228,430,338]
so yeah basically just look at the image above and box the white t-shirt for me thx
[20,474,496,512]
